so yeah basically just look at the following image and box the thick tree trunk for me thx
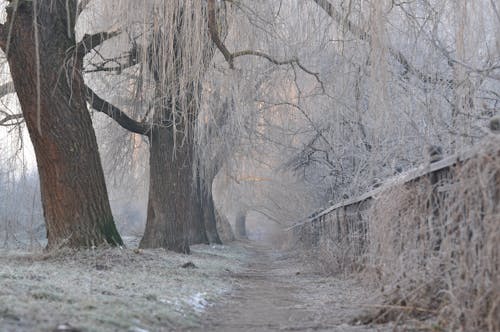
[2,0,122,248]
[141,125,225,249]
[139,125,192,253]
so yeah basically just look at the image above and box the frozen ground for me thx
[0,238,417,332]
[0,238,249,332]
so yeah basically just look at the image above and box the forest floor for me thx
[0,239,413,332]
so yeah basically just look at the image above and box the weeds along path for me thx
[193,242,392,332]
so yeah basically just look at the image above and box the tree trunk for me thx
[2,0,122,248]
[215,209,236,243]
[235,212,247,239]
[135,3,222,250]
[189,211,210,245]
[190,174,210,245]
[140,123,224,249]
[139,125,192,253]
[201,182,222,244]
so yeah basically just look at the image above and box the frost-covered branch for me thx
[312,0,451,85]
[208,0,324,90]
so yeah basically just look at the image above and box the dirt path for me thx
[192,243,391,332]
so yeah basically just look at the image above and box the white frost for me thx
[187,292,209,313]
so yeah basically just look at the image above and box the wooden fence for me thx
[287,147,478,253]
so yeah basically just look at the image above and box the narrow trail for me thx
[192,242,390,332]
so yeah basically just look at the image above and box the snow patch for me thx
[187,292,209,313]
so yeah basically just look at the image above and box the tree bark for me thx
[200,180,223,244]
[215,208,235,243]
[1,0,122,248]
[190,174,210,245]
[139,124,192,253]
[235,212,247,239]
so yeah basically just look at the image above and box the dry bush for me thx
[312,235,366,277]
[289,211,368,276]
[364,182,446,325]
[365,138,500,331]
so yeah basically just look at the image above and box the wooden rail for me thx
[287,146,479,250]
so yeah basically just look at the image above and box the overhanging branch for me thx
[84,49,139,74]
[232,50,325,91]
[86,86,151,136]
[77,31,121,55]
[208,0,234,68]
[208,0,324,91]
[312,0,451,85]
[312,0,369,41]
